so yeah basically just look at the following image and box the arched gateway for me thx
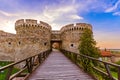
[51,31,62,50]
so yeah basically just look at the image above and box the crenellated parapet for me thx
[15,19,51,35]
[15,19,24,26]
[40,21,51,30]
[76,23,92,30]
[60,24,73,33]
[60,23,92,33]
[51,30,61,41]
[15,19,37,27]
[52,30,61,34]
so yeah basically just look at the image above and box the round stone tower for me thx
[15,19,51,62]
[60,23,92,53]
[15,19,51,50]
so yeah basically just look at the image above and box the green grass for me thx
[0,61,20,80]
[111,71,118,79]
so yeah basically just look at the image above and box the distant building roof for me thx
[101,50,112,57]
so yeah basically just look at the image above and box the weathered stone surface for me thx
[60,23,92,53]
[0,30,16,61]
[0,19,92,62]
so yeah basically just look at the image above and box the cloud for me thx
[40,5,83,30]
[0,0,106,33]
[113,11,120,15]
[105,0,120,15]
[69,15,83,20]
[0,2,83,32]
[0,19,16,33]
[0,10,19,33]
[1,0,120,33]
[0,10,19,17]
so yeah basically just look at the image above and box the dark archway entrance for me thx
[51,40,62,50]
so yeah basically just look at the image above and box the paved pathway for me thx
[28,51,94,80]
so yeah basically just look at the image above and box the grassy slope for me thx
[0,61,19,80]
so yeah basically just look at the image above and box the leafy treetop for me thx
[79,28,100,58]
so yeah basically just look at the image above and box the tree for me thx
[79,28,100,71]
[79,28,100,57]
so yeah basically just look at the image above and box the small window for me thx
[71,44,74,47]
[44,42,47,46]
[8,42,11,45]
[19,41,21,45]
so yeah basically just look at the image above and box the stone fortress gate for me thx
[0,19,92,62]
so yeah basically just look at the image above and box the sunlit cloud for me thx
[0,10,19,17]
[0,19,15,33]
[113,11,120,15]
[105,0,120,12]
[40,5,83,30]
[69,15,83,20]
[105,0,120,16]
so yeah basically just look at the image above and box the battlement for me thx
[40,21,51,30]
[60,23,92,33]
[64,24,74,28]
[52,30,61,34]
[76,23,92,29]
[15,19,51,30]
[15,19,24,26]
[26,19,37,24]
[51,30,61,41]
[15,19,37,26]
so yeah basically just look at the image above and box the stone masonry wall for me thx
[60,23,92,53]
[0,19,92,62]
[15,19,51,61]
[0,31,16,61]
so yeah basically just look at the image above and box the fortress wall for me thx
[61,23,92,53]
[0,19,93,62]
[15,19,24,26]
[15,19,51,61]
[51,31,61,40]
[0,31,16,61]
[15,19,51,36]
[26,19,37,25]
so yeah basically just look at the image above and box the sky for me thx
[0,0,120,49]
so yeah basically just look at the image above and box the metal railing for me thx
[0,49,51,80]
[61,49,120,80]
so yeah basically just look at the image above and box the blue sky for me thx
[0,0,120,49]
